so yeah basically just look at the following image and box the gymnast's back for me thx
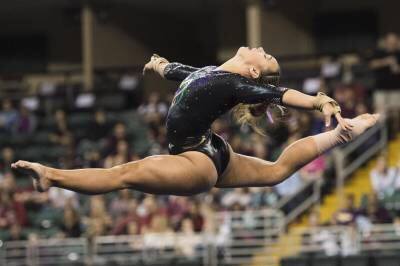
[164,63,286,149]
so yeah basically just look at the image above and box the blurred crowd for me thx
[0,32,400,245]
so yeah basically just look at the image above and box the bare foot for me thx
[11,160,52,192]
[338,113,380,142]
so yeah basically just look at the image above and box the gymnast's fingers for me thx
[142,61,152,75]
[335,113,352,131]
[324,113,331,127]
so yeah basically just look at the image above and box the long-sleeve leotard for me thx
[163,62,200,81]
[164,63,288,150]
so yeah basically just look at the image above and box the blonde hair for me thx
[232,103,267,135]
[232,71,282,135]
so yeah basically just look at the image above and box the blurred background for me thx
[0,0,400,265]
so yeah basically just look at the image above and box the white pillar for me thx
[81,4,94,91]
[246,0,262,48]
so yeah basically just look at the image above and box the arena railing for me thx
[0,237,89,266]
[333,119,388,204]
[276,179,322,226]
[279,223,400,258]
[0,208,284,266]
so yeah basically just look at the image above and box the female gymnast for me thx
[12,47,379,196]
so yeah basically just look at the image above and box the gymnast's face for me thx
[236,46,279,79]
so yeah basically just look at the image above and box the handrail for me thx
[0,208,285,266]
[284,180,322,226]
[276,178,322,226]
[280,224,400,257]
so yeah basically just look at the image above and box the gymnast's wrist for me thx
[312,92,341,114]
[155,60,169,77]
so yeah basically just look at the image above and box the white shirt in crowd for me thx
[48,187,79,209]
[275,172,304,197]
[370,168,398,197]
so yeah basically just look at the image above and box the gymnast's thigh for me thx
[122,151,218,195]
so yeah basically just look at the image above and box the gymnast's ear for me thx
[249,67,261,79]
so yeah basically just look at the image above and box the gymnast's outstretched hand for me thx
[282,89,352,131]
[143,54,169,77]
[321,102,353,131]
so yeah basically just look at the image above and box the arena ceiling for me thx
[0,0,223,14]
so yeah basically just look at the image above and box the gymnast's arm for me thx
[232,76,351,129]
[163,63,199,81]
[143,54,199,81]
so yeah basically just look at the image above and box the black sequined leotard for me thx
[163,62,288,177]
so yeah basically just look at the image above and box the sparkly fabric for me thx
[163,63,200,81]
[164,63,288,148]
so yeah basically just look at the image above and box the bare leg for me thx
[11,151,218,196]
[217,114,379,187]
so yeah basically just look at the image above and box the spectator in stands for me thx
[333,85,357,118]
[221,188,251,210]
[142,212,175,252]
[111,199,140,235]
[48,187,79,209]
[0,188,27,229]
[332,194,359,226]
[166,196,190,230]
[303,77,325,95]
[137,195,161,232]
[275,172,304,197]
[360,193,392,224]
[38,81,56,96]
[0,147,15,173]
[393,158,400,191]
[143,212,173,234]
[394,212,400,236]
[176,218,201,258]
[138,92,168,125]
[5,224,26,241]
[355,102,369,116]
[119,71,139,91]
[15,104,37,134]
[109,189,133,217]
[249,187,279,208]
[104,140,131,168]
[60,203,82,238]
[321,56,341,80]
[0,99,18,133]
[80,149,102,168]
[49,109,73,147]
[184,201,204,232]
[369,32,400,89]
[370,155,396,198]
[0,173,27,227]
[84,196,112,237]
[302,210,340,256]
[119,71,143,107]
[88,109,112,142]
[300,155,326,182]
[104,122,128,155]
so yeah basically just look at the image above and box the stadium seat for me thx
[96,93,126,110]
[312,255,339,266]
[374,253,400,266]
[31,131,53,145]
[341,254,370,266]
[280,255,310,266]
[68,113,93,128]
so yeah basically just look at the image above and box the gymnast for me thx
[12,47,379,196]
